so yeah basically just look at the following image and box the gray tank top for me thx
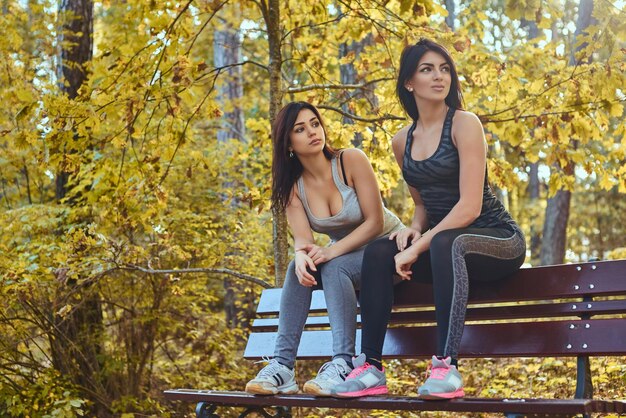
[296,154,404,243]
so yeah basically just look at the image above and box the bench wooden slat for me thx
[458,259,626,304]
[255,260,626,315]
[244,318,626,359]
[251,299,626,330]
[612,399,626,413]
[163,389,624,414]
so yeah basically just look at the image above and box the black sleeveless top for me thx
[402,107,519,233]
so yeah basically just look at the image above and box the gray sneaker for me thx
[330,353,388,398]
[417,355,465,399]
[303,358,353,396]
[245,358,298,395]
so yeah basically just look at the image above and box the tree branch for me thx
[101,39,160,93]
[487,64,589,118]
[122,264,273,289]
[194,60,269,83]
[159,67,222,186]
[317,104,405,123]
[337,0,403,39]
[286,77,393,93]
[282,13,348,41]
[254,0,269,27]
[184,0,230,56]
[480,98,625,124]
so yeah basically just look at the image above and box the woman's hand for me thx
[394,247,419,280]
[389,227,422,251]
[294,251,317,287]
[299,244,335,266]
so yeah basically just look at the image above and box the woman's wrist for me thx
[407,238,423,255]
[328,245,339,260]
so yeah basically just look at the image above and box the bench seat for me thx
[164,389,625,415]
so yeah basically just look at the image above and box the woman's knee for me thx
[320,254,349,272]
[430,229,464,256]
[283,260,303,287]
[360,238,397,286]
[363,237,397,263]
[319,258,358,288]
[285,259,297,278]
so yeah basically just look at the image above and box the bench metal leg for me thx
[239,406,291,418]
[575,355,593,399]
[194,403,291,418]
[504,414,586,417]
[196,402,218,418]
[574,295,593,418]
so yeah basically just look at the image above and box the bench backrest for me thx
[244,259,626,360]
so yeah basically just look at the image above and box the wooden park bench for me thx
[164,259,626,417]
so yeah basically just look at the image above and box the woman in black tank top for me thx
[332,39,526,399]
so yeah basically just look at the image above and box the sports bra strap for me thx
[339,151,348,186]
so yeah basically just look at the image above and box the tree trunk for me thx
[22,162,32,204]
[528,162,541,260]
[522,19,541,262]
[521,18,539,39]
[339,34,374,147]
[444,0,456,29]
[539,0,593,265]
[213,7,255,328]
[570,0,594,66]
[263,0,288,287]
[50,1,109,416]
[594,192,605,259]
[540,189,571,265]
[55,0,93,200]
[214,19,245,145]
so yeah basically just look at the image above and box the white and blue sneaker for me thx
[303,358,353,396]
[245,358,298,395]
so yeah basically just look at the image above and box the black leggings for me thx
[360,227,526,368]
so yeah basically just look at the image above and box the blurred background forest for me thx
[0,0,625,416]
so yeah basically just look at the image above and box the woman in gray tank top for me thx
[245,102,403,396]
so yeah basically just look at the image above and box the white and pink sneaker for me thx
[330,353,388,398]
[417,355,465,400]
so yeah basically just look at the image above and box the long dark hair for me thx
[396,38,464,121]
[271,102,337,212]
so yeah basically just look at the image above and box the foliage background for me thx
[0,0,624,417]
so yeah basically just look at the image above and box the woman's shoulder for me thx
[339,147,369,163]
[337,149,373,185]
[451,110,486,148]
[391,124,413,156]
[392,124,413,143]
[452,110,482,129]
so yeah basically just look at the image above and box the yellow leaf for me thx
[57,304,72,317]
[111,136,127,149]
[610,102,624,117]
[599,173,613,190]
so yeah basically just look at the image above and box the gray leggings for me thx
[274,248,364,368]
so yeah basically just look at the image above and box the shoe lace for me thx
[346,363,372,379]
[425,362,449,381]
[255,356,282,378]
[317,361,348,381]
